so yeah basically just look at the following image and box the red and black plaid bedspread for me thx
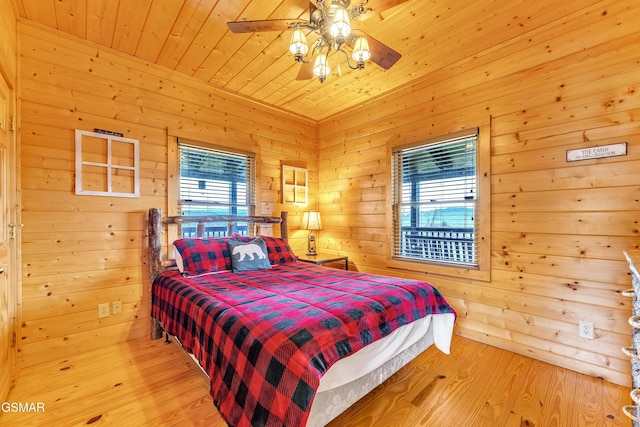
[152,262,455,426]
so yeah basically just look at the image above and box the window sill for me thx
[386,258,491,282]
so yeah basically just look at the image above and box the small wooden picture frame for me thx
[282,165,308,205]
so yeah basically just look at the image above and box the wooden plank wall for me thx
[0,0,17,404]
[17,21,315,368]
[0,2,17,83]
[318,1,640,386]
[12,0,640,390]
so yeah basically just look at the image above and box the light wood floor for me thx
[2,334,632,426]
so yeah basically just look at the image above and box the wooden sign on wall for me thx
[566,142,627,162]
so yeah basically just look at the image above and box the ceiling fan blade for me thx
[227,19,305,33]
[296,61,314,80]
[348,32,401,70]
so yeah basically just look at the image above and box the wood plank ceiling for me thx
[15,0,549,121]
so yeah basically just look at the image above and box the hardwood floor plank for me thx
[476,351,532,426]
[1,335,631,426]
[504,359,555,427]
[539,366,579,427]
[576,370,623,427]
[327,331,484,426]
[2,339,223,426]
[604,376,633,427]
[417,338,506,426]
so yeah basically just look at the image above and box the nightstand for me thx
[298,254,349,270]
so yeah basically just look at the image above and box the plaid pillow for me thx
[172,238,232,275]
[261,236,298,265]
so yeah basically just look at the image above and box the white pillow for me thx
[171,243,185,273]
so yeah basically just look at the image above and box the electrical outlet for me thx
[579,320,595,339]
[112,301,122,315]
[98,303,110,319]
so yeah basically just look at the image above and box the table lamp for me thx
[300,211,323,256]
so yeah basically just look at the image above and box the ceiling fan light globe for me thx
[330,7,351,39]
[352,36,371,62]
[289,29,309,57]
[313,54,330,83]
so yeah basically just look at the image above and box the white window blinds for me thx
[178,142,256,236]
[392,130,478,266]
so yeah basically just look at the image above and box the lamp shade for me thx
[300,211,323,231]
[313,54,330,82]
[352,36,371,62]
[289,29,309,56]
[330,7,351,40]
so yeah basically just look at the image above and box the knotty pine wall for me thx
[0,0,18,404]
[318,1,640,386]
[18,21,315,368]
[11,0,640,389]
[0,2,16,84]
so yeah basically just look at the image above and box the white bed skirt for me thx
[172,312,455,427]
[308,312,455,426]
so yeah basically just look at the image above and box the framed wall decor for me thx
[75,129,140,198]
[281,165,308,205]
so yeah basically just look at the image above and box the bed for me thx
[148,208,456,426]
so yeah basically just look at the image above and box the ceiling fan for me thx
[227,0,409,82]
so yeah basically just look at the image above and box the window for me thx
[178,142,256,237]
[282,165,308,205]
[75,129,140,198]
[392,129,480,268]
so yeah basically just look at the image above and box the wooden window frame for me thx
[75,129,140,198]
[387,124,491,281]
[282,165,308,205]
[176,140,257,238]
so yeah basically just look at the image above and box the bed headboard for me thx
[148,207,288,282]
[147,207,288,339]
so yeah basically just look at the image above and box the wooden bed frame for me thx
[147,207,289,339]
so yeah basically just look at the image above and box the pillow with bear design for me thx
[230,235,297,264]
[227,237,272,272]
